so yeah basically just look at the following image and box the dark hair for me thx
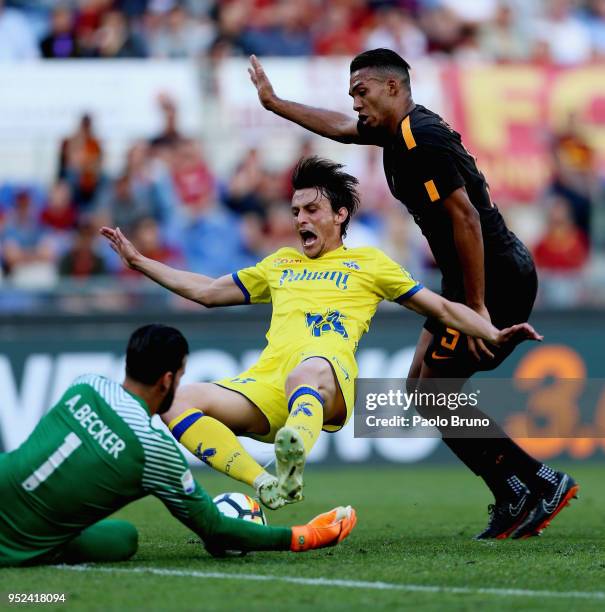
[350,48,411,87]
[291,156,359,237]
[126,324,189,385]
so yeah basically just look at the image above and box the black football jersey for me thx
[363,105,521,296]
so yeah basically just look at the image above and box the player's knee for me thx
[162,383,209,425]
[119,522,139,560]
[287,358,332,394]
[108,520,139,561]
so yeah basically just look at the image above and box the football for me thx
[213,492,267,525]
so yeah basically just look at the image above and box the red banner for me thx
[442,64,605,204]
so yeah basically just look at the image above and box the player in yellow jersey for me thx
[101,157,541,509]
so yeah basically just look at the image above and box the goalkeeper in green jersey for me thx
[0,324,356,567]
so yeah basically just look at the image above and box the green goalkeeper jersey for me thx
[0,374,289,565]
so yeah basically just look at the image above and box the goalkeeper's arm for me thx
[99,226,244,307]
[185,502,357,556]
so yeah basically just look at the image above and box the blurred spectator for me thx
[59,220,107,278]
[59,114,104,209]
[0,0,40,59]
[94,9,148,57]
[240,2,314,57]
[314,3,362,56]
[239,212,268,260]
[281,140,315,200]
[147,4,214,58]
[216,0,249,45]
[451,23,483,62]
[550,112,599,239]
[117,0,150,18]
[120,216,182,277]
[418,4,464,54]
[532,0,592,65]
[438,0,499,25]
[534,197,590,272]
[150,93,184,149]
[264,202,298,252]
[40,180,77,232]
[364,7,427,60]
[181,201,254,276]
[349,146,398,224]
[96,173,152,234]
[96,141,177,231]
[580,0,605,58]
[172,139,216,210]
[40,5,80,59]
[479,2,530,62]
[1,189,57,286]
[75,0,113,56]
[223,148,267,217]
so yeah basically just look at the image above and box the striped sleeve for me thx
[81,375,205,521]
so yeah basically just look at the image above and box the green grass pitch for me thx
[3,463,603,611]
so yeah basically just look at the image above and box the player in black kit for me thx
[249,48,578,539]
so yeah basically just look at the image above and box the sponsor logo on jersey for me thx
[279,268,349,290]
[273,257,303,267]
[230,377,256,384]
[343,260,360,270]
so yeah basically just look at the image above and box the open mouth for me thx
[358,114,368,124]
[300,229,318,249]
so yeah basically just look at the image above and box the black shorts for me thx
[423,244,538,376]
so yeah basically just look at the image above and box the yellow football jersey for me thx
[220,244,422,441]
[232,244,422,362]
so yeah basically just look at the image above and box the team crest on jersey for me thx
[306,310,348,339]
[343,260,360,270]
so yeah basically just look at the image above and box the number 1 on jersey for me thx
[21,432,82,492]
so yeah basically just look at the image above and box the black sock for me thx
[521,463,559,492]
[443,436,542,501]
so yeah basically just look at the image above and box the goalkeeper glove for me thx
[290,505,357,552]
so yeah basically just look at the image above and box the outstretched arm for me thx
[100,226,245,307]
[401,287,542,355]
[249,55,365,144]
[443,187,493,360]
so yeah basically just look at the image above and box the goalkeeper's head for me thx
[291,156,360,258]
[124,324,189,415]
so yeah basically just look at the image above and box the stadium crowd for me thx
[0,0,604,307]
[0,95,601,299]
[0,0,604,63]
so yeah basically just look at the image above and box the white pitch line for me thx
[57,565,605,601]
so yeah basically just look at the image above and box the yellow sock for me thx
[169,409,265,487]
[285,385,324,455]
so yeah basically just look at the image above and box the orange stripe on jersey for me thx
[424,179,440,202]
[401,116,416,150]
